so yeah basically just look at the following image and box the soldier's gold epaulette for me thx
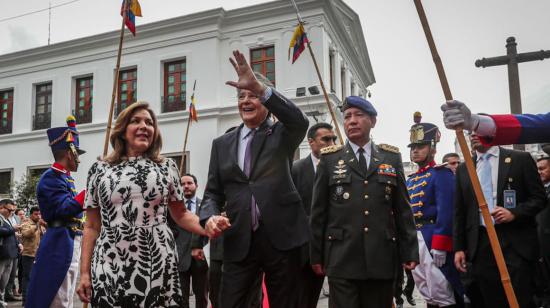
[378,143,400,154]
[320,145,343,155]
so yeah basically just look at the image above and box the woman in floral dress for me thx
[76,102,205,307]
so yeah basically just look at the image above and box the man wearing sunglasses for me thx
[442,153,460,175]
[292,122,336,308]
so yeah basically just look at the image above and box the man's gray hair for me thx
[237,72,274,96]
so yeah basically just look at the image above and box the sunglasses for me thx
[320,136,337,142]
[447,162,459,166]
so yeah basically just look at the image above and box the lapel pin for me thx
[374,158,380,162]
[504,157,511,163]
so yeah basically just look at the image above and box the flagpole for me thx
[412,1,519,307]
[103,0,128,157]
[289,0,344,145]
[179,80,197,176]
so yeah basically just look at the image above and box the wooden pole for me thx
[102,0,128,157]
[289,0,344,144]
[412,1,519,307]
[305,42,344,145]
[179,80,197,176]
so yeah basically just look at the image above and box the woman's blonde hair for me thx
[103,102,164,164]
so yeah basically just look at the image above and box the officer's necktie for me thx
[478,152,494,226]
[186,199,193,213]
[243,129,260,231]
[358,147,368,174]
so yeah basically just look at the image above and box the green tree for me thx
[11,174,40,210]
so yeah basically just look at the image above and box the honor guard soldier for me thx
[310,96,419,308]
[407,113,463,307]
[26,116,86,308]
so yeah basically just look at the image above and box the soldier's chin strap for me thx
[69,144,80,164]
[417,145,436,169]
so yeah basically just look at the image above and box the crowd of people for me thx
[5,49,549,308]
[0,201,45,308]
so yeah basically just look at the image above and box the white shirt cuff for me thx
[260,87,273,103]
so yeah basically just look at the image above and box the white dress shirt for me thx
[237,87,274,172]
[349,141,372,169]
[476,146,500,205]
[185,196,198,214]
[310,153,320,174]
[238,126,254,171]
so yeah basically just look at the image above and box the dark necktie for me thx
[358,148,368,174]
[186,199,193,213]
[243,129,260,231]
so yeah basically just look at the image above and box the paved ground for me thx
[8,277,425,307]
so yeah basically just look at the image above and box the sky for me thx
[1,0,549,162]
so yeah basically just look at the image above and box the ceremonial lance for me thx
[412,1,519,307]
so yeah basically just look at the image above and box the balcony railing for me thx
[75,110,92,124]
[0,121,12,135]
[161,96,186,113]
[33,113,51,130]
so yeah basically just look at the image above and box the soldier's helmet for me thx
[46,115,86,155]
[408,111,440,148]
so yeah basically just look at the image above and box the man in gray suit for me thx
[171,174,208,308]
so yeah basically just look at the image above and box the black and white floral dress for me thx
[85,157,184,308]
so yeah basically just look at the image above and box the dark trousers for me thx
[472,227,535,308]
[394,268,414,304]
[210,259,263,308]
[179,258,209,308]
[297,262,324,308]
[535,256,550,307]
[221,225,300,308]
[210,260,223,308]
[21,256,34,302]
[6,256,17,295]
[328,277,393,308]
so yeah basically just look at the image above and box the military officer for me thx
[26,115,86,308]
[407,113,464,307]
[310,96,419,308]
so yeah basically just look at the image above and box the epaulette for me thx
[320,145,343,155]
[378,143,400,154]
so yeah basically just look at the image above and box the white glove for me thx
[441,100,480,131]
[430,249,447,267]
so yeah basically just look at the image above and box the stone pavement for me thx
[8,278,425,307]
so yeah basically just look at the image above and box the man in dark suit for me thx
[310,96,419,308]
[291,122,336,308]
[0,199,20,307]
[171,174,208,308]
[535,156,550,307]
[453,134,547,307]
[200,50,309,308]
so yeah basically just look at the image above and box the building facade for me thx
[0,0,374,198]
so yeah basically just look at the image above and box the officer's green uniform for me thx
[310,141,419,307]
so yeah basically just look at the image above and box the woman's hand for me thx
[77,273,92,303]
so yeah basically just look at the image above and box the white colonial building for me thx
[0,0,374,197]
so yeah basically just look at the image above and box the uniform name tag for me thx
[503,190,516,209]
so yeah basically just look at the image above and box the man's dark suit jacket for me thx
[537,185,550,257]
[200,89,310,262]
[170,197,203,272]
[0,217,19,260]
[453,147,547,262]
[291,155,315,217]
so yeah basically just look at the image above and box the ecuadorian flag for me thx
[288,23,309,64]
[121,0,142,36]
[189,94,198,122]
